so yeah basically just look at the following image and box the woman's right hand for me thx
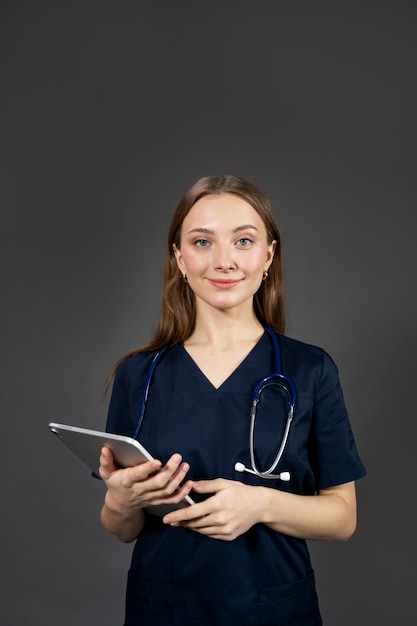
[99,447,192,541]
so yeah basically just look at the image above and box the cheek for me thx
[180,249,207,272]
[245,249,269,270]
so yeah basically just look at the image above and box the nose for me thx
[213,243,236,271]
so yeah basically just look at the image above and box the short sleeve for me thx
[311,351,367,489]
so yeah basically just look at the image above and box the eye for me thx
[236,237,253,247]
[194,238,210,247]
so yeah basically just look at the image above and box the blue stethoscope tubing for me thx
[133,326,296,482]
[241,326,296,481]
[133,345,168,440]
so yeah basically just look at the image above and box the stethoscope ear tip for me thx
[234,462,246,473]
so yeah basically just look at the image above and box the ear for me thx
[265,240,276,271]
[172,243,186,274]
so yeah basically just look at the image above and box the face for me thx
[173,193,276,314]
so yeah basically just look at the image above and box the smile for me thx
[207,278,242,289]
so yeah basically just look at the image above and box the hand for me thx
[99,447,193,515]
[162,478,264,541]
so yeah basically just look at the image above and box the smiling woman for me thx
[100,174,366,625]
[172,193,276,317]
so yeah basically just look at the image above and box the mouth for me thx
[207,278,242,290]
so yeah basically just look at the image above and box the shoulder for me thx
[277,333,332,363]
[114,350,160,388]
[275,332,340,384]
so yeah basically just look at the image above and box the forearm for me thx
[100,493,146,543]
[257,482,357,542]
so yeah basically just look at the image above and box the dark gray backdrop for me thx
[1,1,416,624]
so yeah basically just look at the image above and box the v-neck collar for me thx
[180,331,267,391]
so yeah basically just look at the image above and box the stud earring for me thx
[262,270,269,281]
[182,273,188,283]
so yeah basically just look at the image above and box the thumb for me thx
[99,446,117,480]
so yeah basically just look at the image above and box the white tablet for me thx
[48,422,195,516]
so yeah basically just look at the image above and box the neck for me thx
[187,309,264,350]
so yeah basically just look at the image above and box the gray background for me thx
[1,1,416,624]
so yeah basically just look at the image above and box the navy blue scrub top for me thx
[106,331,366,626]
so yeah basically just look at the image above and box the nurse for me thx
[99,174,366,625]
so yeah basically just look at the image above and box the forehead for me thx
[182,193,264,231]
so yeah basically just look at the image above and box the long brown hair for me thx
[105,174,286,392]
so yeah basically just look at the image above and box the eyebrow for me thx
[186,224,259,235]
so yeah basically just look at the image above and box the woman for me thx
[99,174,366,625]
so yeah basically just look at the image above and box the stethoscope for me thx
[133,326,296,482]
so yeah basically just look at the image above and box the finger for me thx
[146,479,195,507]
[100,444,162,486]
[148,463,190,498]
[165,511,239,541]
[99,446,117,480]
[121,454,188,496]
[149,454,189,492]
[100,445,113,463]
[190,479,228,493]
[121,459,163,488]
[163,499,210,525]
[159,453,186,476]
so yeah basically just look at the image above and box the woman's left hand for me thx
[162,479,264,541]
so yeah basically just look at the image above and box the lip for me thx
[207,278,242,289]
